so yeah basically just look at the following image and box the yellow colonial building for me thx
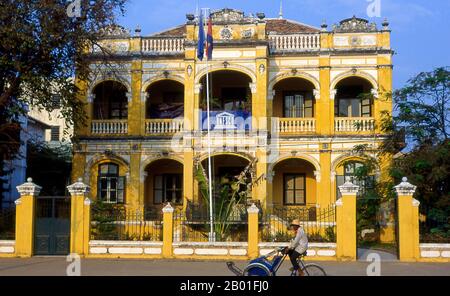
[72,9,393,216]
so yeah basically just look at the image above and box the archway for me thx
[145,80,184,119]
[93,81,128,120]
[272,158,317,207]
[199,70,252,131]
[334,76,374,118]
[144,159,184,211]
[273,77,316,118]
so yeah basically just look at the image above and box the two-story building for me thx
[72,9,393,216]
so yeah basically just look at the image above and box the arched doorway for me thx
[199,70,252,131]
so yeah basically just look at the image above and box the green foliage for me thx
[26,141,72,196]
[194,160,255,241]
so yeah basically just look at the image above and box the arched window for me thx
[98,163,125,203]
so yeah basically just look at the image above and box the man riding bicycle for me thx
[283,219,308,276]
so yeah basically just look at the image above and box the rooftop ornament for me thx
[333,15,377,33]
[321,20,328,32]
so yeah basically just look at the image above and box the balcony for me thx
[334,117,375,132]
[273,118,316,134]
[269,33,321,53]
[141,37,184,54]
[91,120,128,135]
[145,119,184,135]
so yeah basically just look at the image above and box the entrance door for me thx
[34,197,71,255]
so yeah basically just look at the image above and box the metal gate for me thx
[34,197,71,255]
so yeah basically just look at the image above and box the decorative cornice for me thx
[394,177,417,196]
[16,178,42,197]
[67,178,90,196]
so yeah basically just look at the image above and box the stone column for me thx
[247,203,260,259]
[67,178,91,256]
[394,177,420,261]
[336,181,359,260]
[162,203,174,258]
[15,178,41,257]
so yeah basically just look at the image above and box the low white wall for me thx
[89,240,163,255]
[258,242,337,258]
[173,242,248,257]
[0,240,15,254]
[420,243,450,259]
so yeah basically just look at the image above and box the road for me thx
[0,257,448,276]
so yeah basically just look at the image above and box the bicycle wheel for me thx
[301,264,327,276]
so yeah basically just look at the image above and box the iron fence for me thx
[260,205,336,242]
[173,205,248,242]
[419,206,450,243]
[90,204,163,241]
[0,207,15,240]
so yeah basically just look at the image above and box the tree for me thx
[0,0,127,201]
[394,67,449,145]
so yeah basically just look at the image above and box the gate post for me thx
[247,203,260,259]
[67,178,91,256]
[162,203,174,258]
[394,177,419,261]
[336,181,359,260]
[15,178,42,257]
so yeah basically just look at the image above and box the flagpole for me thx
[204,8,215,242]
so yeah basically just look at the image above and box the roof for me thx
[265,19,320,34]
[151,25,186,37]
[149,18,319,37]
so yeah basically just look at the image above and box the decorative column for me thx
[394,177,420,261]
[67,178,91,256]
[247,203,260,259]
[15,178,41,257]
[162,203,174,258]
[336,181,359,260]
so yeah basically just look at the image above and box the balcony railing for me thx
[145,119,184,135]
[269,33,321,52]
[334,117,375,132]
[142,37,184,54]
[91,120,128,135]
[274,118,316,134]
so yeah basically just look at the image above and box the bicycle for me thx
[227,246,327,276]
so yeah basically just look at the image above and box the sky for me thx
[117,0,450,89]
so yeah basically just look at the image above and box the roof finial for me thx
[279,0,283,19]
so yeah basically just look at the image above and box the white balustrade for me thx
[334,117,375,132]
[145,119,184,134]
[275,118,316,134]
[91,120,128,135]
[142,37,184,53]
[269,34,321,51]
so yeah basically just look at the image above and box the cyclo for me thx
[227,247,327,276]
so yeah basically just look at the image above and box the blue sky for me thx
[117,0,450,89]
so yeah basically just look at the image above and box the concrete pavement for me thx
[0,257,448,276]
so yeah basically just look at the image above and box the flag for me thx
[197,11,205,61]
[206,15,213,60]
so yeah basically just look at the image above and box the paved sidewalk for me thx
[0,258,448,276]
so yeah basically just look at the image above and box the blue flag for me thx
[197,11,205,61]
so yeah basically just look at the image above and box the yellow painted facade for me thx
[72,10,393,227]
